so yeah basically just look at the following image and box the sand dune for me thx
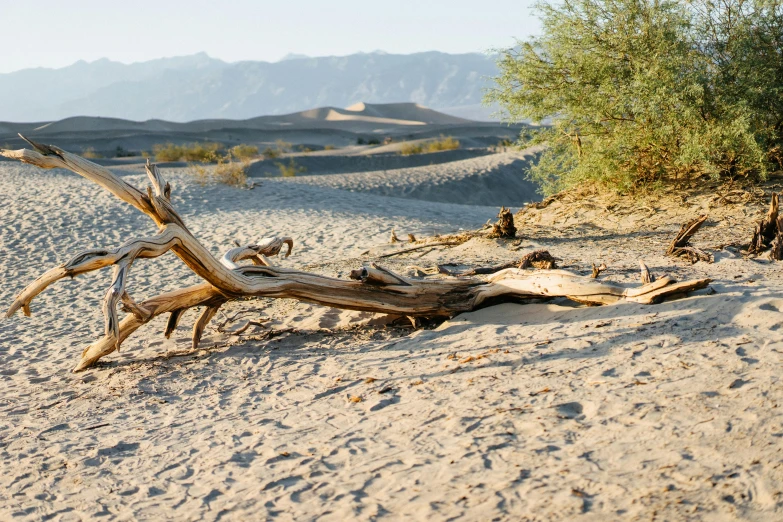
[272,149,542,206]
[2,103,472,136]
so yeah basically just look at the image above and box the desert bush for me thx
[367,138,381,145]
[486,0,783,194]
[425,136,460,152]
[114,145,134,158]
[324,144,336,150]
[275,139,292,153]
[399,137,460,156]
[153,143,184,162]
[181,142,222,162]
[214,159,249,186]
[81,147,101,159]
[275,159,306,177]
[262,139,293,159]
[229,144,259,160]
[262,146,281,159]
[399,142,424,156]
[153,142,223,162]
[187,154,249,187]
[357,137,366,145]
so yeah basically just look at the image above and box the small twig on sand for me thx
[438,261,519,277]
[378,241,460,258]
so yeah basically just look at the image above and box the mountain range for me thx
[0,51,500,122]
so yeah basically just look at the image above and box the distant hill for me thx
[0,52,500,122]
[1,102,471,135]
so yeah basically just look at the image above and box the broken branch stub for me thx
[488,207,516,239]
[2,140,711,371]
[666,215,712,263]
[748,193,783,259]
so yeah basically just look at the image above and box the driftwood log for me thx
[2,138,711,371]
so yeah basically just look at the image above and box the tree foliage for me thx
[487,0,783,194]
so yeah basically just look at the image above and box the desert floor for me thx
[1,157,783,521]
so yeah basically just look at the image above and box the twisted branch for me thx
[2,138,712,372]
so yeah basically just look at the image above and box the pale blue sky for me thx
[0,0,540,73]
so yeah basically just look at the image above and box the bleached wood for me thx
[2,140,712,371]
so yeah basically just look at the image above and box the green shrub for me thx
[276,159,306,177]
[367,138,381,145]
[214,159,249,186]
[399,142,424,156]
[153,143,183,162]
[357,137,366,145]
[230,144,259,160]
[399,137,460,156]
[187,155,249,187]
[262,146,281,159]
[153,142,223,162]
[425,136,460,152]
[486,0,783,195]
[181,142,222,162]
[275,139,292,153]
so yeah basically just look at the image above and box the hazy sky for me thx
[0,0,540,73]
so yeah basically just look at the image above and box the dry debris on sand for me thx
[2,161,783,520]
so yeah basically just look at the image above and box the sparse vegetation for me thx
[367,138,381,146]
[399,136,460,156]
[275,158,306,177]
[262,139,292,159]
[229,144,259,160]
[324,144,336,150]
[275,139,292,153]
[114,145,134,158]
[214,158,250,186]
[425,136,460,152]
[81,147,101,159]
[262,147,281,159]
[153,142,223,162]
[399,143,424,156]
[357,137,366,145]
[488,0,783,195]
[187,153,250,187]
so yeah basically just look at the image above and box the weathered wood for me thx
[748,193,782,258]
[591,263,607,279]
[639,260,655,284]
[666,215,712,263]
[377,241,460,258]
[488,207,516,239]
[2,139,712,371]
[518,250,557,269]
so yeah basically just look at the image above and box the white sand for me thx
[1,161,783,520]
